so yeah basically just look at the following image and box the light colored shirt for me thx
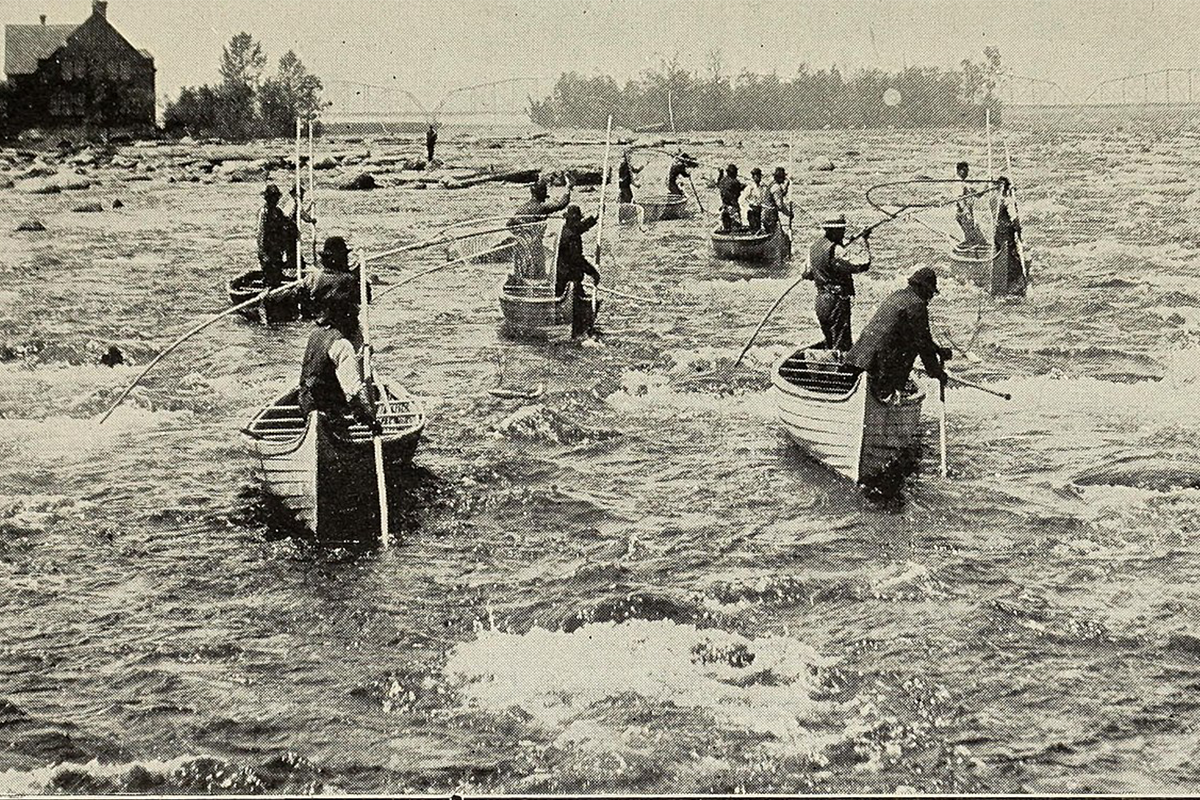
[765,180,790,213]
[329,337,364,401]
[742,181,765,207]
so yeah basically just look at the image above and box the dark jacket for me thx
[619,160,633,187]
[808,237,866,295]
[258,204,298,265]
[717,173,745,207]
[667,162,691,195]
[846,285,944,396]
[555,215,600,296]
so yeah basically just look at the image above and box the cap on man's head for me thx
[774,166,787,179]
[908,266,940,295]
[565,204,583,221]
[751,167,762,177]
[263,183,282,199]
[726,163,738,174]
[822,214,847,230]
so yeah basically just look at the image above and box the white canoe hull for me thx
[771,346,925,484]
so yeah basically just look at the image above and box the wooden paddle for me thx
[358,250,390,549]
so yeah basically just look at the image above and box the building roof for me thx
[4,23,76,76]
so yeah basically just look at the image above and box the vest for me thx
[809,237,855,295]
[299,326,350,416]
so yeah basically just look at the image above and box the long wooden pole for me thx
[308,116,316,268]
[98,280,303,424]
[295,117,303,281]
[594,115,614,318]
[358,250,390,548]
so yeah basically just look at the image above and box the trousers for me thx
[815,293,852,351]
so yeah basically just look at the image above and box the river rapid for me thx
[3,120,1200,794]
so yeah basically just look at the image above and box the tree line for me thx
[528,49,1003,130]
[164,33,323,140]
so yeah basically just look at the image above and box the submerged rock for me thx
[15,219,46,232]
[339,172,377,191]
[72,201,104,213]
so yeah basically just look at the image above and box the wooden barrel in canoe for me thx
[771,345,925,484]
[711,226,791,263]
[242,381,425,539]
[227,269,306,324]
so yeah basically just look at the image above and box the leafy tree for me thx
[260,51,323,137]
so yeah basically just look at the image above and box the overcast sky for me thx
[3,0,1196,108]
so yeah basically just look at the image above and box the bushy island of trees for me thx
[529,48,1002,130]
[164,33,323,140]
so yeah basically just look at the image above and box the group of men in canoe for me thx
[956,161,1028,295]
[714,164,794,235]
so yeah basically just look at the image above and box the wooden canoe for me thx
[711,226,791,263]
[227,269,307,324]
[619,194,688,225]
[499,280,597,341]
[948,242,1027,295]
[771,345,925,484]
[242,381,425,540]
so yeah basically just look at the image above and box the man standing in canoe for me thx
[993,176,1028,295]
[618,151,641,204]
[667,152,695,196]
[847,266,952,401]
[743,168,766,232]
[955,161,987,246]
[299,294,381,435]
[717,164,746,232]
[305,236,367,342]
[762,167,793,233]
[806,214,871,351]
[555,204,602,336]
[257,183,298,288]
[508,176,573,280]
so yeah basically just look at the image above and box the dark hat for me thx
[822,214,847,230]
[321,235,350,257]
[263,183,282,199]
[565,204,584,223]
[774,166,787,179]
[909,266,940,294]
[751,167,762,177]
[726,163,738,174]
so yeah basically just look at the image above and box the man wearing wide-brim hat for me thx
[804,213,871,351]
[257,183,298,289]
[306,235,369,341]
[847,266,953,401]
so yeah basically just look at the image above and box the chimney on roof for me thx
[93,1,107,19]
[39,14,46,25]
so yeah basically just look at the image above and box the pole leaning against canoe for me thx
[358,249,390,549]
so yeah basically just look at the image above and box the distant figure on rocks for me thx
[806,214,871,351]
[507,177,572,280]
[618,151,642,204]
[742,167,765,232]
[717,164,745,232]
[555,204,601,336]
[100,345,124,367]
[298,295,380,435]
[257,184,298,288]
[762,167,793,233]
[847,267,952,401]
[955,161,987,247]
[667,152,695,196]
[426,124,438,164]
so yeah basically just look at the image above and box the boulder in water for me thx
[339,172,377,191]
[58,176,91,191]
[112,199,125,209]
[313,155,338,170]
[808,157,836,171]
[72,201,104,213]
[15,219,45,232]
[99,345,125,367]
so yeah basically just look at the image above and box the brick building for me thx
[3,1,156,132]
